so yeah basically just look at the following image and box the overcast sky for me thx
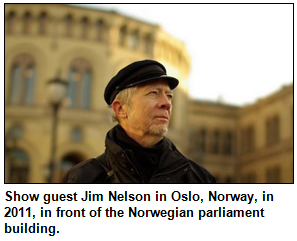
[77,3,293,106]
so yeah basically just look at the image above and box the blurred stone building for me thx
[5,4,293,183]
[5,4,190,183]
[188,84,293,183]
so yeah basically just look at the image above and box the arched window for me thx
[81,17,89,39]
[144,33,153,54]
[9,54,36,105]
[266,115,280,146]
[129,30,139,50]
[223,131,233,155]
[39,12,48,35]
[7,148,30,183]
[23,11,32,34]
[65,14,73,37]
[212,131,220,154]
[6,11,16,34]
[96,19,106,42]
[266,166,281,183]
[241,125,254,153]
[119,25,127,47]
[178,52,182,64]
[67,58,92,109]
[199,128,207,153]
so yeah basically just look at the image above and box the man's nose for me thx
[158,94,172,110]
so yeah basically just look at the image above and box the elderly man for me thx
[63,60,215,183]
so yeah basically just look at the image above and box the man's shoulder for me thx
[162,137,216,183]
[62,154,107,183]
[187,160,216,183]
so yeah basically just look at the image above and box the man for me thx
[63,60,215,183]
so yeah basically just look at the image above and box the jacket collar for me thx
[105,125,189,178]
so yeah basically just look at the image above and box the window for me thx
[144,34,153,54]
[119,25,127,46]
[178,52,182,64]
[67,58,92,109]
[96,19,106,42]
[5,124,23,152]
[266,115,280,146]
[9,54,36,105]
[198,129,207,153]
[223,131,233,155]
[242,125,254,153]
[266,166,281,183]
[7,148,29,183]
[6,11,16,34]
[23,12,32,34]
[128,30,139,50]
[39,12,48,35]
[212,130,220,154]
[81,17,89,39]
[65,14,73,37]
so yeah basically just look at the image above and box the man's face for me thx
[125,80,173,137]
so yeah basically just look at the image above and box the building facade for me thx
[5,4,191,183]
[188,84,293,183]
[5,4,293,184]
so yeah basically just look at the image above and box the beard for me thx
[126,107,168,137]
[128,118,168,136]
[146,123,168,136]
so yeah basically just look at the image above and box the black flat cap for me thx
[104,59,179,105]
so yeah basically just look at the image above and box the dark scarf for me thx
[114,125,165,183]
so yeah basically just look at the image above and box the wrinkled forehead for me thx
[137,79,172,91]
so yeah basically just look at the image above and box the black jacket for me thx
[63,125,216,184]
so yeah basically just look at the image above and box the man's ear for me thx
[112,100,127,118]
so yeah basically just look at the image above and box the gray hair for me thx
[110,86,137,123]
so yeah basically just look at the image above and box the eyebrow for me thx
[145,85,173,93]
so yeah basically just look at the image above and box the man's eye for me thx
[149,91,158,95]
[167,94,173,100]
